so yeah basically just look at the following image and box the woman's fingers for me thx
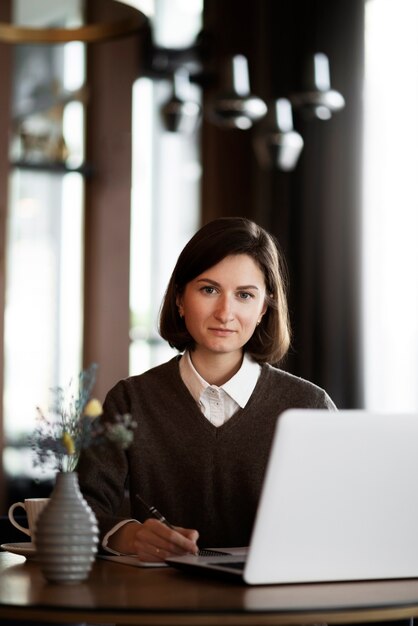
[133,519,199,561]
[175,526,200,543]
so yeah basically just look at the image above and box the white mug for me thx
[8,498,50,545]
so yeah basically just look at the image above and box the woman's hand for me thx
[108,519,199,562]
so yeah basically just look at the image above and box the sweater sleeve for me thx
[314,388,338,411]
[77,380,132,543]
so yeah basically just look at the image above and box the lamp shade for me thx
[160,68,201,133]
[207,55,267,129]
[254,98,304,171]
[290,52,345,120]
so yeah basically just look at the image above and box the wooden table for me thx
[1,552,418,625]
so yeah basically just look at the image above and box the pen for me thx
[135,494,229,557]
[135,494,176,530]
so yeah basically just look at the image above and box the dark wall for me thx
[201,0,364,408]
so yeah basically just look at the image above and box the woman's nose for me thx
[214,296,234,322]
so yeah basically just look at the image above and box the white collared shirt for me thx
[179,351,261,426]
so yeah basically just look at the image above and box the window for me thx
[3,0,85,480]
[129,0,203,374]
[363,0,418,410]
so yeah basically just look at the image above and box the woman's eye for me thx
[201,286,217,295]
[238,291,254,300]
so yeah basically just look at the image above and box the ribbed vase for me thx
[35,471,99,584]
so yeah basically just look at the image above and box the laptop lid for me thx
[167,409,418,585]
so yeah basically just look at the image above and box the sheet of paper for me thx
[98,547,247,568]
[98,554,168,568]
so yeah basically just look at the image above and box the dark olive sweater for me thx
[77,356,336,548]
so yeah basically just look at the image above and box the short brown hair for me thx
[159,217,291,364]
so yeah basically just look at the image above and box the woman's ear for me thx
[261,298,269,317]
[260,292,274,318]
[176,295,184,318]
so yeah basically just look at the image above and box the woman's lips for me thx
[208,328,235,336]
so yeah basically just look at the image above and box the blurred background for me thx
[0,0,417,512]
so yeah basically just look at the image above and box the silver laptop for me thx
[167,409,418,585]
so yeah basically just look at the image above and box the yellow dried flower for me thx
[62,432,75,456]
[84,398,103,418]
[32,364,135,474]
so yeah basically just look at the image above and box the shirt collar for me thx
[222,353,261,407]
[179,351,261,408]
[179,351,208,405]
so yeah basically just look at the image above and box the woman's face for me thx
[177,254,267,361]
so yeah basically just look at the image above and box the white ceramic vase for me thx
[35,471,99,584]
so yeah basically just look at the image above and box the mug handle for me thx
[8,502,31,536]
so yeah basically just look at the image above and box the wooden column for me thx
[83,0,141,401]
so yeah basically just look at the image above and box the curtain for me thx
[202,0,365,408]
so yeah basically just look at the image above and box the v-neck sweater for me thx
[77,356,336,548]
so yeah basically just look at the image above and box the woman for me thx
[77,217,336,562]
